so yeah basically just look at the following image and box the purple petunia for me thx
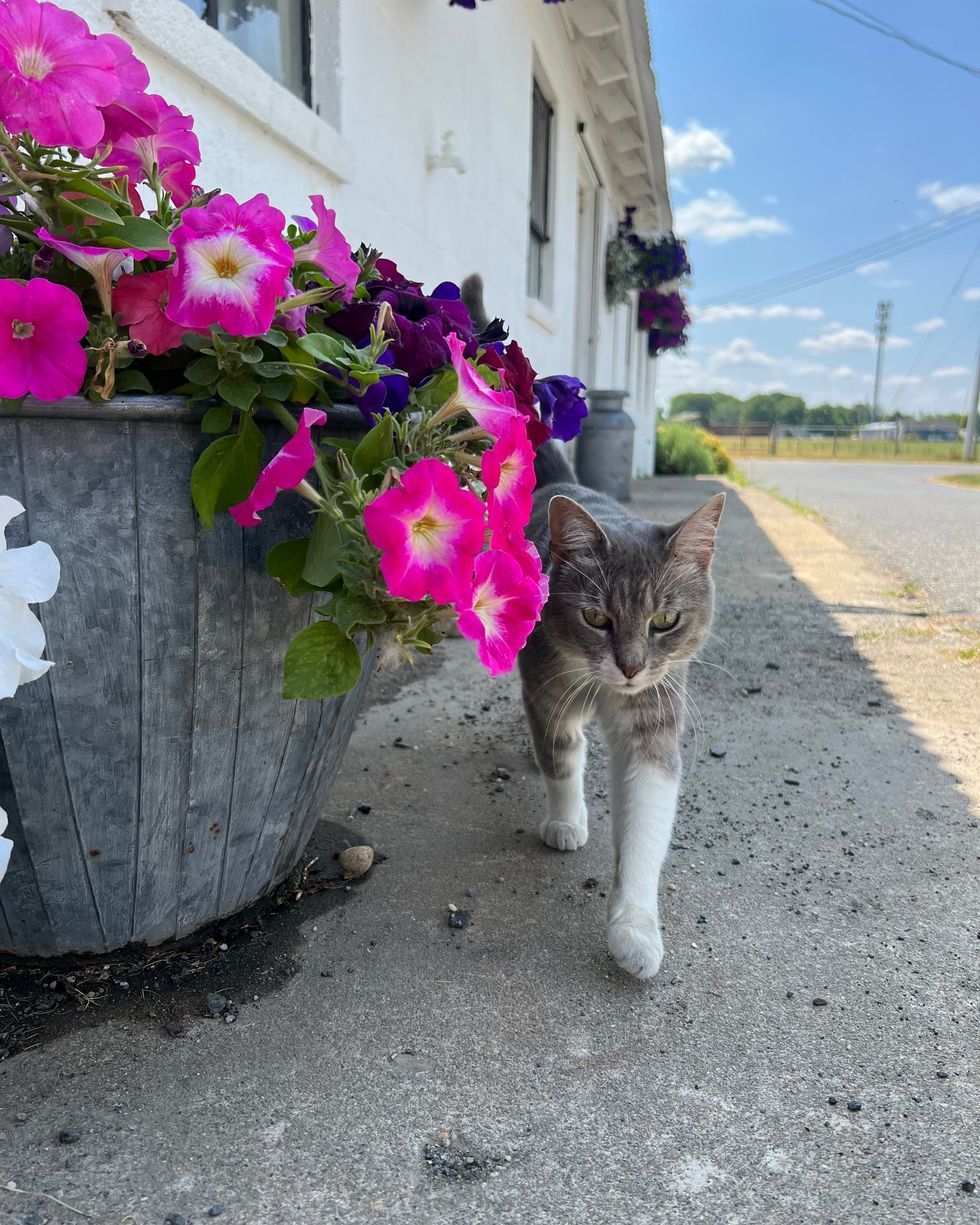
[534,374,588,443]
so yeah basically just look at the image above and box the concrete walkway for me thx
[1,478,977,1225]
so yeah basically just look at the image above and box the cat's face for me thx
[543,494,724,695]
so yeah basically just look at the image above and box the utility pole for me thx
[872,299,892,419]
[963,337,979,462]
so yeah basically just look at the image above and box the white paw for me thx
[607,906,664,979]
[540,818,588,851]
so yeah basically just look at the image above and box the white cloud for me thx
[830,365,864,379]
[885,375,922,387]
[674,191,790,244]
[663,121,734,176]
[693,304,757,323]
[711,337,776,366]
[918,181,980,214]
[964,288,980,301]
[913,317,945,333]
[934,366,970,378]
[800,326,911,353]
[758,304,824,320]
[856,261,890,277]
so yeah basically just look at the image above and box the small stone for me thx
[464,888,476,898]
[709,746,727,759]
[961,1181,975,1194]
[867,699,881,708]
[743,685,763,695]
[783,778,800,787]
[164,1215,188,1225]
[494,767,511,780]
[320,970,334,978]
[208,1205,226,1217]
[204,993,229,1018]
[57,1129,80,1145]
[224,1012,236,1024]
[357,803,372,814]
[339,845,374,880]
[582,877,599,890]
[786,991,794,999]
[936,1070,949,1079]
[448,910,471,929]
[812,997,829,1007]
[846,1099,863,1112]
[765,661,780,670]
[828,1097,837,1106]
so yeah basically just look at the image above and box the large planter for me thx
[0,397,372,956]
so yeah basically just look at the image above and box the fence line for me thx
[707,424,967,462]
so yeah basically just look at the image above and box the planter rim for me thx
[15,396,367,431]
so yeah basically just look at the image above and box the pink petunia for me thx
[292,196,359,302]
[111,94,200,207]
[93,32,156,143]
[113,268,190,356]
[229,407,327,528]
[0,0,119,148]
[482,415,536,544]
[0,276,89,401]
[35,227,158,316]
[363,457,486,605]
[446,332,523,438]
[454,548,545,677]
[503,534,550,604]
[166,193,294,337]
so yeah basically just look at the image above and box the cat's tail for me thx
[533,442,577,489]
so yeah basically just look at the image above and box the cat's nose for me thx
[619,664,643,679]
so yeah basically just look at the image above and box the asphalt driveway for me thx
[739,460,980,614]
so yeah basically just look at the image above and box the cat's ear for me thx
[548,495,609,559]
[667,493,725,567]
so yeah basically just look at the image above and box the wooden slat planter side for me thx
[0,398,372,955]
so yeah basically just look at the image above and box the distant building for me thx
[858,418,961,442]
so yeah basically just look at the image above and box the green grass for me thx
[723,436,973,463]
[883,581,924,600]
[935,472,980,490]
[756,483,823,520]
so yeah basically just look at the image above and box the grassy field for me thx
[720,435,972,463]
[935,472,980,489]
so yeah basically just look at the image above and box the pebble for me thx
[494,767,511,780]
[204,993,230,1019]
[357,803,372,814]
[164,1215,188,1225]
[828,1097,837,1106]
[582,878,599,890]
[765,661,780,670]
[961,1181,975,1194]
[339,845,374,880]
[709,746,727,759]
[57,1129,80,1144]
[936,1070,949,1079]
[464,888,476,898]
[846,1100,863,1112]
[208,1205,226,1217]
[743,685,763,695]
[448,910,472,929]
[867,699,881,708]
[812,997,829,1007]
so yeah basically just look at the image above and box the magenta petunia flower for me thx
[292,196,359,302]
[94,32,156,143]
[507,535,550,603]
[0,0,120,148]
[363,457,486,605]
[111,94,200,207]
[35,227,158,316]
[454,548,545,676]
[229,407,327,528]
[167,193,294,337]
[114,268,190,356]
[0,276,89,401]
[446,332,523,438]
[482,415,536,544]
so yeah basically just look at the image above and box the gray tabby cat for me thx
[519,445,724,980]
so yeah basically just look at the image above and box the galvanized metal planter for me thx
[0,397,371,956]
[574,389,635,502]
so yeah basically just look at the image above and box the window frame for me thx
[184,0,312,105]
[527,73,556,306]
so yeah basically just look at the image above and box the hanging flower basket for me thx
[0,0,589,954]
[638,289,691,358]
[604,210,692,354]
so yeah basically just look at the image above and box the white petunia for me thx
[0,495,61,701]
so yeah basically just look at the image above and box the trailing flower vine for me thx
[604,208,692,357]
[0,0,591,701]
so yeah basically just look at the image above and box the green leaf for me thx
[265,537,317,595]
[190,414,264,529]
[351,412,394,476]
[201,404,234,435]
[241,345,264,364]
[282,622,362,699]
[58,194,123,225]
[303,514,344,586]
[257,373,296,401]
[185,355,220,385]
[217,376,261,412]
[111,215,173,252]
[181,332,214,353]
[115,369,153,393]
[297,332,350,366]
[260,328,289,348]
[329,594,388,635]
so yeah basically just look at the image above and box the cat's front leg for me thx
[522,680,590,851]
[605,746,680,979]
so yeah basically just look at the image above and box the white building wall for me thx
[58,0,665,475]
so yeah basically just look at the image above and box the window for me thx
[178,0,311,103]
[527,77,554,303]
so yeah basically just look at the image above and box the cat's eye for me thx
[582,608,611,629]
[650,609,680,632]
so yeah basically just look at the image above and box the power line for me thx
[807,0,980,80]
[697,205,980,307]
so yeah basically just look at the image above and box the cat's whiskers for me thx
[555,555,604,600]
[690,656,739,682]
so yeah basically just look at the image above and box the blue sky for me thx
[646,0,980,415]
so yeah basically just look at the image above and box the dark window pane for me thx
[177,0,310,103]
[528,79,553,299]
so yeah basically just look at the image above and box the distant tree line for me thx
[666,392,966,431]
